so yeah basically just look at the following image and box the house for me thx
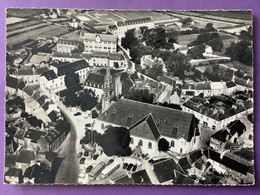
[80,31,117,53]
[152,158,183,184]
[6,75,19,95]
[95,98,201,155]
[107,17,154,41]
[52,52,82,63]
[23,129,47,150]
[5,154,18,172]
[174,170,195,185]
[234,77,253,91]
[23,163,50,184]
[225,81,237,95]
[37,151,57,171]
[15,149,36,173]
[40,60,89,93]
[169,88,181,105]
[203,148,251,183]
[4,167,23,184]
[56,39,82,53]
[131,169,152,184]
[182,95,249,130]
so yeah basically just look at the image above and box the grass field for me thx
[7,23,49,37]
[7,25,69,48]
[7,8,47,18]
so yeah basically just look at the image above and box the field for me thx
[178,32,239,49]
[112,10,173,21]
[7,25,70,49]
[6,17,27,25]
[87,10,124,24]
[7,8,47,18]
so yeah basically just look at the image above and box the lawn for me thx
[7,8,47,18]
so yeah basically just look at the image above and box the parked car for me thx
[127,163,134,171]
[132,165,137,172]
[79,157,86,164]
[93,154,99,160]
[77,152,83,158]
[107,159,114,165]
[123,163,128,169]
[74,112,82,116]
[85,165,93,173]
[84,151,89,157]
[85,123,92,127]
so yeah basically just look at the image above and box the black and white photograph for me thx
[5,9,254,185]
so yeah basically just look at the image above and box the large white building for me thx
[93,98,201,157]
[107,17,154,40]
[40,60,90,93]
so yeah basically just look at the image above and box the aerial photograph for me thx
[5,9,254,185]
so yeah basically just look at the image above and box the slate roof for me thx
[98,99,198,141]
[57,60,89,76]
[23,86,35,96]
[37,95,47,106]
[90,51,124,61]
[189,150,203,164]
[86,73,104,86]
[5,154,17,168]
[48,110,59,122]
[58,39,82,45]
[131,169,152,184]
[153,159,183,183]
[52,52,82,59]
[6,76,19,89]
[41,70,58,81]
[5,167,22,177]
[44,130,60,144]
[55,120,70,134]
[233,148,254,162]
[129,114,161,141]
[226,81,236,88]
[23,164,49,183]
[114,175,134,184]
[81,32,117,43]
[32,91,41,101]
[178,157,192,172]
[203,148,250,175]
[227,120,246,137]
[211,129,230,142]
[18,81,25,90]
[42,101,51,111]
[174,171,195,185]
[117,17,153,27]
[16,150,35,164]
[244,100,253,109]
[161,76,176,87]
[24,129,47,143]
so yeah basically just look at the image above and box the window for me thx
[212,125,216,130]
[138,140,143,146]
[180,148,183,154]
[129,113,133,118]
[148,142,152,149]
[130,137,134,144]
[101,123,104,129]
[171,141,175,147]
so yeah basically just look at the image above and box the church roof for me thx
[98,99,198,141]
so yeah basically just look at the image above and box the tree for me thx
[96,126,132,156]
[78,89,98,111]
[122,29,139,50]
[239,26,252,41]
[207,37,224,52]
[197,32,211,45]
[64,90,78,107]
[206,23,214,30]
[143,28,167,49]
[187,44,206,59]
[92,109,98,118]
[125,88,155,104]
[64,72,80,88]
[182,17,193,26]
[225,40,252,66]
[158,138,170,152]
[145,59,164,80]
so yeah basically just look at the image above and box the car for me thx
[132,165,137,172]
[93,154,99,160]
[79,157,86,164]
[74,112,82,116]
[85,123,92,127]
[84,151,89,157]
[77,152,83,158]
[107,159,114,165]
[127,163,134,171]
[123,163,128,169]
[85,165,93,173]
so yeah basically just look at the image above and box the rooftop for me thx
[98,98,199,141]
[57,60,89,76]
[41,69,58,81]
[6,75,19,89]
[24,129,47,143]
[131,169,152,184]
[5,167,22,177]
[117,17,153,27]
[80,31,117,43]
[16,150,35,164]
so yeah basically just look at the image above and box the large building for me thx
[107,17,154,40]
[80,31,117,53]
[93,98,201,156]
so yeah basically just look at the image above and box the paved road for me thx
[54,107,85,184]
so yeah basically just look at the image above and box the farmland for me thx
[7,8,47,18]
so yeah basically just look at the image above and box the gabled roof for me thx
[81,32,117,43]
[55,120,69,134]
[211,129,230,142]
[23,86,34,96]
[57,60,89,76]
[5,154,17,168]
[48,110,59,122]
[52,52,82,59]
[153,159,183,183]
[117,17,153,27]
[23,164,50,183]
[32,91,41,101]
[174,171,195,185]
[227,120,246,137]
[178,157,192,172]
[226,81,236,88]
[189,149,203,164]
[131,169,152,184]
[16,150,35,164]
[203,148,250,175]
[18,81,25,90]
[37,95,47,106]
[6,75,19,89]
[98,99,198,141]
[42,101,51,111]
[114,175,134,184]
[86,73,104,86]
[233,148,254,162]
[41,70,58,81]
[129,114,161,141]
[244,100,253,109]
[5,167,22,177]
[58,39,81,45]
[24,129,47,143]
